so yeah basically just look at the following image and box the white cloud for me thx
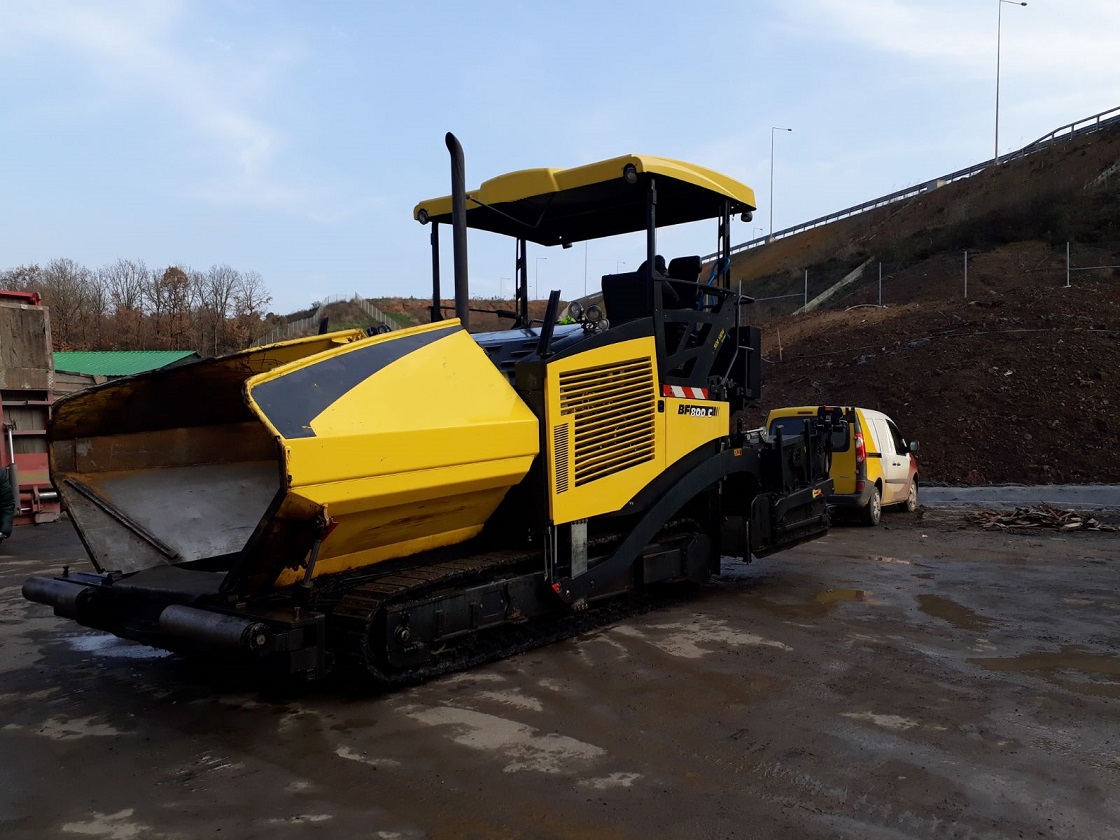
[797,0,990,67]
[0,0,306,213]
[797,0,1120,83]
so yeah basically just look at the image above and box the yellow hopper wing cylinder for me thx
[48,321,539,597]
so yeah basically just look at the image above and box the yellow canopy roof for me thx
[413,154,756,246]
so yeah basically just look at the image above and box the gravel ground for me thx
[2,510,1118,839]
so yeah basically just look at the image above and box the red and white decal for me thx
[662,384,709,399]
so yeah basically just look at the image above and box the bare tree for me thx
[198,264,240,355]
[231,270,272,346]
[37,259,96,350]
[188,268,209,352]
[146,267,169,348]
[148,266,192,349]
[85,271,110,349]
[5,257,278,353]
[100,259,150,349]
[0,264,44,290]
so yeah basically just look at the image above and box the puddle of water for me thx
[34,715,124,741]
[872,556,911,565]
[61,810,150,838]
[750,588,869,620]
[406,706,604,774]
[916,594,996,631]
[579,772,642,790]
[814,588,866,606]
[613,620,791,658]
[841,711,920,731]
[969,648,1120,699]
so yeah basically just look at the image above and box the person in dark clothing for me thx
[636,255,668,277]
[0,466,15,542]
[636,255,683,307]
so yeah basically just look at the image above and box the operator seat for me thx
[666,256,702,309]
[602,255,701,326]
[600,270,649,325]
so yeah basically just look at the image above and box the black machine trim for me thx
[252,324,458,439]
[552,445,745,605]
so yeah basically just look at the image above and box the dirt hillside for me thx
[735,125,1120,485]
[743,267,1119,485]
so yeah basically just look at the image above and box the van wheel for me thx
[861,486,882,527]
[904,479,918,513]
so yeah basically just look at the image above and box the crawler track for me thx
[326,529,705,685]
[328,551,533,683]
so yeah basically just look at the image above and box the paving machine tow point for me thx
[24,135,838,682]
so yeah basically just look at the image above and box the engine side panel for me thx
[544,337,661,525]
[543,336,729,526]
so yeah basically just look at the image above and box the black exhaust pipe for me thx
[446,132,470,330]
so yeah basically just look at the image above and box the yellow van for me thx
[765,406,919,526]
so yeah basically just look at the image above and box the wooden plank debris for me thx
[967,503,1118,532]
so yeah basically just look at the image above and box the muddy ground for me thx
[2,515,1118,840]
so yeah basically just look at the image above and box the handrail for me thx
[708,104,1120,260]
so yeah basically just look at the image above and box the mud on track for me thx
[1,512,1118,839]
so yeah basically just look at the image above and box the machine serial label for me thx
[678,404,719,417]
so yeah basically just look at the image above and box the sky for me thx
[2,0,1118,314]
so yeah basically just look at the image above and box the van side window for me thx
[886,420,908,455]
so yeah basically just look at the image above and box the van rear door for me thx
[826,411,857,495]
[872,416,910,504]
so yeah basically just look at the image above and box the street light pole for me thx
[535,257,547,299]
[995,0,1027,164]
[770,126,792,239]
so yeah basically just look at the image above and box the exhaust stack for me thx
[446,132,470,330]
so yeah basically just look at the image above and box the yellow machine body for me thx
[251,321,539,585]
[543,336,727,525]
[49,321,539,593]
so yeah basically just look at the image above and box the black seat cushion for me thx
[667,256,702,282]
[667,256,702,309]
[601,272,651,324]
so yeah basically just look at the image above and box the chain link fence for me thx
[743,242,1118,321]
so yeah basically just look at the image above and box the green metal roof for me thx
[54,350,201,377]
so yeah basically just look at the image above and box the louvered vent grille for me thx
[553,424,570,494]
[558,358,656,487]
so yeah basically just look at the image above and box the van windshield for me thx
[769,417,851,452]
